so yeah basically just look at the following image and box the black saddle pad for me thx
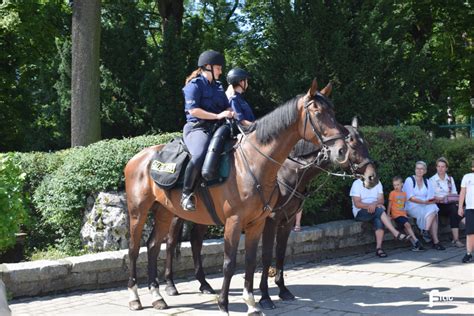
[150,138,233,190]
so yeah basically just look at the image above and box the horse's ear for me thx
[320,81,333,97]
[351,116,359,129]
[307,78,318,98]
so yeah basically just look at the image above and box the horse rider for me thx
[181,50,235,211]
[226,67,255,127]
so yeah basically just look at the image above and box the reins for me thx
[233,94,349,213]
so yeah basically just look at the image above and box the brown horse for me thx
[124,79,349,315]
[162,118,378,308]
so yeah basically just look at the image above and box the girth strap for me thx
[197,184,224,226]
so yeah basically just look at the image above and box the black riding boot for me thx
[181,162,200,211]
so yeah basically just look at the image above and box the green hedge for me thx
[301,126,473,225]
[0,154,28,254]
[16,134,177,253]
[10,127,473,256]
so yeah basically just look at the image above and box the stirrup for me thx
[181,193,196,211]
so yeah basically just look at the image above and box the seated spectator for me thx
[403,161,445,250]
[388,176,425,251]
[350,178,410,258]
[430,157,464,247]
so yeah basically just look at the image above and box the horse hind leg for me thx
[164,216,185,296]
[274,222,295,301]
[191,224,215,294]
[147,203,174,310]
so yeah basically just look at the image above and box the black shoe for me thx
[462,253,472,263]
[433,243,445,251]
[180,193,196,211]
[411,241,426,252]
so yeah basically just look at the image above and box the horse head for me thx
[344,117,379,189]
[297,79,348,165]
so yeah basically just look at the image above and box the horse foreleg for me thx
[218,216,242,315]
[164,216,184,296]
[274,221,295,301]
[242,220,266,316]
[191,224,215,294]
[147,205,174,310]
[127,200,151,311]
[259,217,277,310]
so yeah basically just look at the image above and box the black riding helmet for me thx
[226,68,250,86]
[198,50,225,67]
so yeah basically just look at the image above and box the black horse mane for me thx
[253,95,301,145]
[251,93,334,145]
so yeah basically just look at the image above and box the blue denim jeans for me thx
[355,207,385,230]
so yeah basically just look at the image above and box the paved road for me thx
[9,243,473,315]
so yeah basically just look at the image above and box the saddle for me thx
[150,137,234,191]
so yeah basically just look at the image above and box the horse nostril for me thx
[338,148,345,157]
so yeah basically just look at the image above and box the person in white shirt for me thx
[350,179,409,258]
[458,158,474,263]
[430,157,464,247]
[403,161,445,250]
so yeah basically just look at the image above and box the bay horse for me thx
[162,118,378,307]
[124,79,349,315]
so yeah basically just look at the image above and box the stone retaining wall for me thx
[0,219,450,298]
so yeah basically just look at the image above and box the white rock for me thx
[81,192,152,251]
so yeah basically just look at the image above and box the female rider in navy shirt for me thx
[181,50,234,211]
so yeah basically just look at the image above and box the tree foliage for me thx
[1,1,472,152]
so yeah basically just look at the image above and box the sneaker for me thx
[451,240,464,248]
[422,230,432,243]
[411,241,426,252]
[462,253,472,263]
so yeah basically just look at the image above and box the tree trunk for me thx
[71,0,101,147]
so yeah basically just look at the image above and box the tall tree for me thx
[71,0,101,147]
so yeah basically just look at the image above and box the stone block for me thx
[68,251,124,273]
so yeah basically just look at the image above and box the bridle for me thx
[273,127,376,214]
[235,93,349,212]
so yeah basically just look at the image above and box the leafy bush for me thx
[32,133,179,252]
[0,154,28,254]
[431,138,474,187]
[11,151,70,250]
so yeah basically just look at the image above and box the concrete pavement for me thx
[9,242,473,315]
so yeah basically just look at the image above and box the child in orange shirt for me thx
[388,176,425,251]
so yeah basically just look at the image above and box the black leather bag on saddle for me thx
[150,133,234,190]
[150,138,189,190]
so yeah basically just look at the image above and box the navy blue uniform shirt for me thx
[182,75,229,123]
[229,92,255,123]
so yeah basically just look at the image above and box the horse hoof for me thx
[279,290,295,301]
[165,285,179,296]
[218,304,229,315]
[129,300,143,311]
[259,297,276,310]
[199,283,216,294]
[152,299,168,310]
